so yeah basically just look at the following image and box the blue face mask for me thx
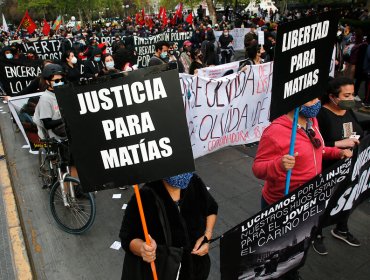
[160,52,168,59]
[5,53,13,59]
[300,101,321,118]
[53,81,65,87]
[94,56,101,62]
[164,172,194,189]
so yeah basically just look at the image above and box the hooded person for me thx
[84,48,104,78]
[120,172,218,280]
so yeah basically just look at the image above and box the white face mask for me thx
[106,61,115,69]
[71,56,77,64]
[5,53,13,59]
[337,31,342,36]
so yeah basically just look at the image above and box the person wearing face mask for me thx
[2,46,14,60]
[252,97,352,280]
[311,77,363,255]
[120,172,218,280]
[62,50,83,83]
[101,54,119,75]
[33,63,67,140]
[219,28,234,64]
[84,48,104,79]
[148,40,170,66]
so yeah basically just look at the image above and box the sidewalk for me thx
[0,133,33,280]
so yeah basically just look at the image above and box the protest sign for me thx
[134,31,193,67]
[214,28,250,51]
[220,158,352,280]
[55,65,194,192]
[0,58,42,95]
[8,93,43,152]
[270,12,339,120]
[180,62,273,159]
[321,135,370,227]
[20,38,72,60]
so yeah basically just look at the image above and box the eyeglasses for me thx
[305,128,322,149]
[51,78,65,83]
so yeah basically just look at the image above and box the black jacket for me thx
[120,174,218,279]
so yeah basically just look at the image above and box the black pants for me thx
[221,51,232,64]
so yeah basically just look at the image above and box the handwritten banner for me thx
[214,28,250,51]
[180,62,273,159]
[0,58,42,96]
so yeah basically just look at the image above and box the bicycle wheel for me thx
[38,148,55,188]
[49,176,96,234]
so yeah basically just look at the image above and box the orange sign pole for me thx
[133,184,159,280]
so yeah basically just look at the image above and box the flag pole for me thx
[284,107,300,195]
[16,11,27,34]
[133,184,159,280]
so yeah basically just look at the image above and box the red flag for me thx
[20,10,37,34]
[185,13,193,24]
[141,8,145,18]
[175,2,183,18]
[162,10,168,27]
[136,13,145,25]
[158,7,164,19]
[42,19,50,36]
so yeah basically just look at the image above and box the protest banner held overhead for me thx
[270,12,339,120]
[55,65,195,192]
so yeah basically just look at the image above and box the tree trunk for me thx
[206,0,217,25]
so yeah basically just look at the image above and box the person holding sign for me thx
[120,173,218,280]
[312,77,363,255]
[252,98,353,279]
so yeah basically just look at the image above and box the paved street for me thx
[0,104,369,280]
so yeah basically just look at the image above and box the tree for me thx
[205,0,217,24]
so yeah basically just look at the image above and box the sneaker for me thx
[312,235,328,255]
[331,229,361,246]
[354,96,362,102]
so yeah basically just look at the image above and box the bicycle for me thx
[38,138,96,234]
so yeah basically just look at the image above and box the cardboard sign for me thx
[55,65,195,192]
[270,12,339,120]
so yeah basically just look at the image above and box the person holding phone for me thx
[312,77,363,255]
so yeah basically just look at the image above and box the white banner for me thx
[180,62,273,158]
[8,92,43,154]
[214,28,250,51]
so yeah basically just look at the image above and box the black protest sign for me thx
[0,58,42,95]
[270,12,339,120]
[20,38,72,60]
[220,158,351,280]
[134,31,193,67]
[55,66,195,192]
[320,135,370,227]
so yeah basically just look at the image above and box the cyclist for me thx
[33,63,66,140]
[33,64,79,180]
